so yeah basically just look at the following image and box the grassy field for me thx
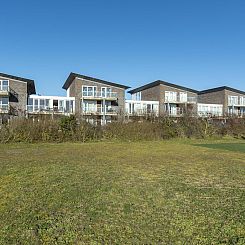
[0,139,244,244]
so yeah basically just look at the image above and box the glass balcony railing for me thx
[0,104,9,112]
[165,96,197,103]
[228,100,245,106]
[0,85,9,91]
[82,105,119,114]
[126,108,159,116]
[0,86,10,95]
[26,105,74,114]
[82,91,118,98]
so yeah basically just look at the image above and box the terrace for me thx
[82,105,119,115]
[164,95,197,104]
[82,87,118,100]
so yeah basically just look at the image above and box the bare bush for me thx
[0,116,244,143]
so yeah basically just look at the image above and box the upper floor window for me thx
[0,80,9,91]
[82,86,97,97]
[228,96,238,105]
[101,87,112,97]
[132,92,141,101]
[240,96,245,105]
[179,92,187,102]
[165,91,177,102]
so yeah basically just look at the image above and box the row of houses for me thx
[0,72,245,124]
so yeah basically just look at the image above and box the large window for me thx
[165,91,177,102]
[82,86,97,97]
[82,101,97,112]
[132,92,141,101]
[0,80,9,91]
[240,96,245,105]
[34,99,39,111]
[228,96,238,105]
[59,100,64,110]
[179,92,187,102]
[198,104,223,116]
[27,98,33,112]
[0,97,9,110]
[101,87,112,98]
[40,99,45,110]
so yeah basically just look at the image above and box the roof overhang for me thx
[62,72,130,90]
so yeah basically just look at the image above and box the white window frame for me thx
[82,100,97,113]
[82,86,97,97]
[240,96,245,106]
[0,97,9,110]
[179,92,187,102]
[0,80,9,91]
[132,92,141,101]
[228,95,238,106]
[101,87,112,98]
[165,91,177,102]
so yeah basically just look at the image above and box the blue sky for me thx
[0,0,245,96]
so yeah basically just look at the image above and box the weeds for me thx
[0,116,244,143]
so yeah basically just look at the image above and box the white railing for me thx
[187,97,197,103]
[126,108,159,116]
[26,105,74,114]
[165,96,197,103]
[82,91,118,98]
[228,109,245,116]
[228,101,245,106]
[0,104,9,112]
[198,111,222,117]
[0,86,10,95]
[0,85,9,91]
[83,106,119,115]
[166,107,184,116]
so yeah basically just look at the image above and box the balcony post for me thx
[102,98,106,125]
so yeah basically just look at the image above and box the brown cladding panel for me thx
[0,76,28,116]
[70,77,126,116]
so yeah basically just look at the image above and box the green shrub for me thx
[0,116,244,143]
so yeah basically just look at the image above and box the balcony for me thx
[0,104,9,113]
[0,86,10,96]
[82,91,118,100]
[26,105,74,114]
[165,96,197,104]
[228,101,245,106]
[126,108,159,116]
[166,107,185,117]
[83,105,119,115]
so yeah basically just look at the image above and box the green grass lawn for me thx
[194,142,245,153]
[0,139,244,244]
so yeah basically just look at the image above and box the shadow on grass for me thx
[194,143,245,153]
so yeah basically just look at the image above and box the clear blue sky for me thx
[1,0,244,96]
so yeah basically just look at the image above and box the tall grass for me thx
[0,116,244,143]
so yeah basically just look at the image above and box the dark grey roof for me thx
[62,72,130,90]
[128,80,198,94]
[0,72,36,94]
[198,86,245,95]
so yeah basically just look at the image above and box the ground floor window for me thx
[82,101,97,113]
